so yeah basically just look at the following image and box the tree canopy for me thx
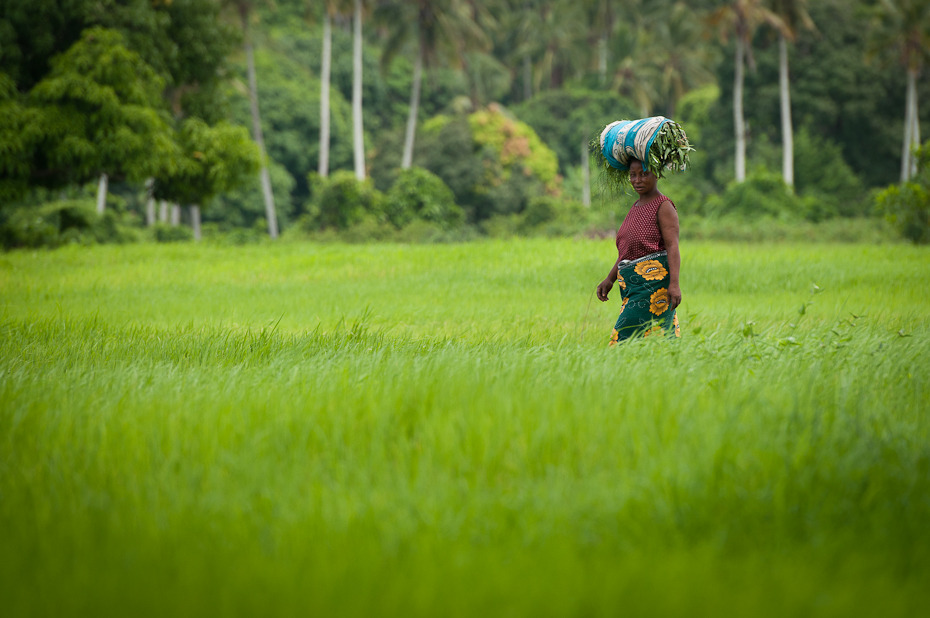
[2,0,928,237]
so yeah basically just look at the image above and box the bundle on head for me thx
[590,116,694,192]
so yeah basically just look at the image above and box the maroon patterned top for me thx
[615,193,674,262]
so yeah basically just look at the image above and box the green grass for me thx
[1,238,929,617]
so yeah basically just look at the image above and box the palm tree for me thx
[610,20,660,117]
[708,0,781,182]
[377,0,487,169]
[351,0,367,180]
[226,0,279,237]
[318,1,339,178]
[869,0,930,181]
[768,0,815,189]
[652,2,716,118]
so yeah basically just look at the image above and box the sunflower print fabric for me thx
[634,260,667,281]
[609,251,680,345]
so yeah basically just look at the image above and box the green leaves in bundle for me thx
[591,120,695,195]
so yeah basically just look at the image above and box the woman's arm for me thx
[658,200,682,310]
[596,260,619,302]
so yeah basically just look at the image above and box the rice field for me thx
[1,238,929,617]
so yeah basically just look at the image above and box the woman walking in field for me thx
[595,157,682,344]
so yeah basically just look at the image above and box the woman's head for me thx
[629,159,658,196]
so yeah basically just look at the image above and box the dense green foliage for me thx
[22,27,173,188]
[0,198,137,248]
[383,167,463,229]
[2,240,929,615]
[877,142,930,243]
[1,0,929,243]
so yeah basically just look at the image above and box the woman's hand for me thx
[596,278,615,302]
[667,282,682,311]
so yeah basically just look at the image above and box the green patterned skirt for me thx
[610,251,681,345]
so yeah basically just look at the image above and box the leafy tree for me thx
[27,28,174,192]
[154,118,259,207]
[157,0,239,122]
[0,73,40,201]
[0,0,236,119]
[0,0,89,90]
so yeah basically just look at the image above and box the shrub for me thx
[704,168,805,220]
[303,171,385,231]
[151,223,194,243]
[0,200,136,249]
[874,141,930,244]
[384,167,463,229]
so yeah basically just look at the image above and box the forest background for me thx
[1,0,929,248]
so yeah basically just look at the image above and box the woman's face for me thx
[629,160,657,196]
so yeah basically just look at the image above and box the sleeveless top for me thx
[615,193,674,262]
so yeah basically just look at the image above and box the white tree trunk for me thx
[581,138,591,208]
[243,14,279,238]
[144,177,155,226]
[911,77,920,179]
[401,41,423,170]
[170,203,181,226]
[598,36,608,86]
[734,38,746,183]
[352,0,366,180]
[319,12,332,177]
[191,205,202,241]
[159,200,168,223]
[902,68,919,181]
[96,173,108,213]
[779,35,794,189]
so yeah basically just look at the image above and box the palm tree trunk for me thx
[401,39,423,170]
[778,34,794,188]
[911,77,920,178]
[96,173,108,213]
[734,37,746,183]
[242,11,279,238]
[352,0,366,180]
[144,177,155,225]
[319,11,332,177]
[191,205,202,241]
[902,67,919,181]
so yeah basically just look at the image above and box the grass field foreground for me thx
[1,238,929,616]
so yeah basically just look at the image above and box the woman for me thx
[595,159,682,344]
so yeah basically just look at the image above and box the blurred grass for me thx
[1,238,929,616]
